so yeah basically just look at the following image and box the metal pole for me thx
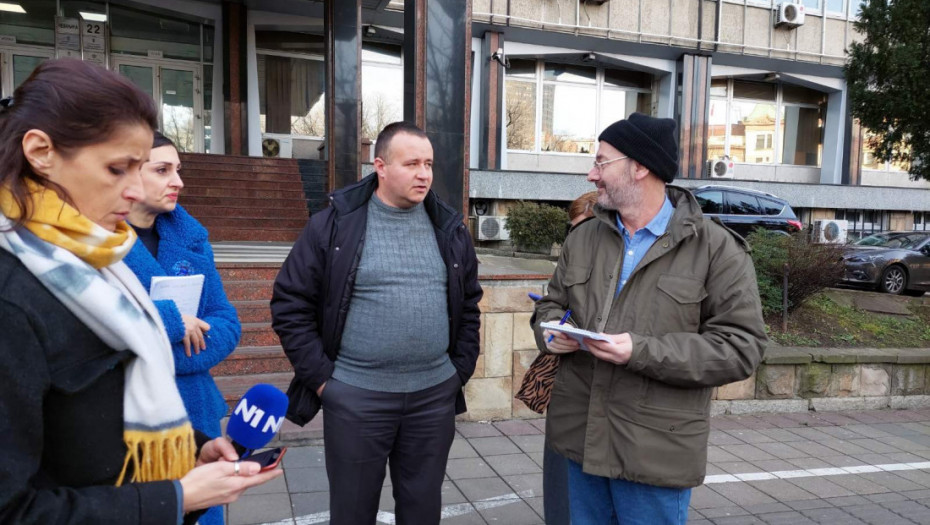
[782,263,789,332]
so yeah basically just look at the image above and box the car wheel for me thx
[879,265,907,295]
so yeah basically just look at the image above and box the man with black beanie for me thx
[531,113,768,524]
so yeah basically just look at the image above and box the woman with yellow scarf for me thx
[0,59,281,524]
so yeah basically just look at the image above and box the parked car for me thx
[691,185,802,237]
[842,231,930,296]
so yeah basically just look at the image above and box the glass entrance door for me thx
[114,58,203,152]
[0,47,54,96]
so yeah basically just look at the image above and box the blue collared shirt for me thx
[616,196,674,296]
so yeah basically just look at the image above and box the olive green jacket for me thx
[533,185,767,488]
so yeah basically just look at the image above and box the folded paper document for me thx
[540,321,612,351]
[150,274,204,317]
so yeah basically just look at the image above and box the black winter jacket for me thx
[0,249,185,525]
[271,174,483,425]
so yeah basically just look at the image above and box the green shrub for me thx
[505,201,569,250]
[746,229,844,315]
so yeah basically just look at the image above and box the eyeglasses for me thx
[592,155,629,174]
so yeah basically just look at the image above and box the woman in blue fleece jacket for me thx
[124,132,241,525]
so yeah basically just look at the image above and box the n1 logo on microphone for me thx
[234,397,284,434]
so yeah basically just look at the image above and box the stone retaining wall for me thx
[461,279,930,421]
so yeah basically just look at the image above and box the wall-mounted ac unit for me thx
[706,158,735,179]
[478,216,510,241]
[812,219,848,244]
[774,2,805,28]
[261,134,293,159]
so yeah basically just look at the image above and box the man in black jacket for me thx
[271,122,483,524]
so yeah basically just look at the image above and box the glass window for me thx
[600,89,650,129]
[257,54,326,137]
[781,106,822,166]
[0,0,55,46]
[507,59,536,79]
[505,80,536,150]
[733,81,776,101]
[849,0,863,17]
[362,46,403,138]
[541,83,596,153]
[709,79,728,98]
[727,192,762,215]
[12,55,46,90]
[783,85,825,105]
[708,98,728,160]
[203,64,213,152]
[109,3,202,61]
[203,25,215,63]
[604,68,651,89]
[544,63,595,84]
[695,191,724,214]
[802,0,822,10]
[825,0,845,13]
[760,198,784,216]
[730,101,777,163]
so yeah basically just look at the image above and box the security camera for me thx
[490,47,510,68]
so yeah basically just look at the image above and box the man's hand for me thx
[585,332,633,365]
[544,330,580,354]
[181,314,211,357]
[316,382,326,397]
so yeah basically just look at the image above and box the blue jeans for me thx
[543,440,571,525]
[567,460,691,525]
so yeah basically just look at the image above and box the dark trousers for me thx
[321,374,459,525]
[544,438,571,525]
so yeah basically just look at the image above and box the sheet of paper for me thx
[150,275,205,317]
[540,321,612,351]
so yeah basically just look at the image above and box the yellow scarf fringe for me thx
[117,423,197,486]
[0,180,135,269]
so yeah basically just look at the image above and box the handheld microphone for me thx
[227,383,289,457]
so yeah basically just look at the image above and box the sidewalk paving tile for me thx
[742,502,792,515]
[484,453,542,476]
[787,427,838,441]
[716,461,761,475]
[524,496,544,517]
[824,495,873,506]
[708,446,743,463]
[456,422,502,438]
[825,474,891,495]
[699,505,751,519]
[749,459,799,472]
[899,488,930,500]
[784,499,834,511]
[711,430,748,445]
[467,436,522,456]
[843,503,917,524]
[819,439,874,456]
[709,483,777,507]
[798,506,866,524]
[785,440,845,458]
[442,479,469,504]
[689,485,736,510]
[686,520,712,525]
[282,446,325,469]
[440,508,487,525]
[527,450,544,468]
[725,444,779,462]
[787,477,855,498]
[502,473,544,498]
[228,493,293,525]
[865,491,910,503]
[493,420,542,436]
[289,490,328,517]
[509,434,546,454]
[454,476,515,502]
[711,515,767,524]
[787,457,835,469]
[822,454,875,468]
[757,428,807,442]
[243,471,289,495]
[753,442,808,460]
[284,466,329,493]
[529,419,546,432]
[446,457,497,480]
[754,510,817,524]
[449,438,479,459]
[848,438,907,454]
[818,426,873,440]
[884,451,930,463]
[745,479,818,502]
[859,471,926,492]
[723,429,777,444]
[477,499,542,524]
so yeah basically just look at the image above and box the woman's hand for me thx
[544,330,580,354]
[196,437,238,467]
[179,459,282,512]
[181,315,211,357]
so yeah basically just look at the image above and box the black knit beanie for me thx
[597,113,679,183]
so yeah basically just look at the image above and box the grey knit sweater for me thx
[332,194,456,393]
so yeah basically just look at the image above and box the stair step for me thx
[185,206,307,220]
[213,371,294,403]
[180,153,300,168]
[212,345,291,376]
[224,280,275,302]
[232,300,273,323]
[241,322,280,347]
[183,178,305,191]
[194,217,308,230]
[181,162,301,176]
[182,187,306,199]
[218,265,283,281]
[182,195,308,208]
[206,229,301,242]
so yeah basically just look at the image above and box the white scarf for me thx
[0,214,195,483]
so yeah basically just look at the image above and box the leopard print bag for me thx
[514,353,560,414]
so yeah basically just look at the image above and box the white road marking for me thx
[705,461,930,484]
[261,489,537,525]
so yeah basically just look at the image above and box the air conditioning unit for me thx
[477,216,510,241]
[706,158,735,179]
[774,2,805,28]
[812,219,848,244]
[261,134,293,158]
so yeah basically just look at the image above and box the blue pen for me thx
[528,292,542,301]
[546,309,573,343]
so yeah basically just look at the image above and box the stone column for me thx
[325,0,362,191]
[676,54,712,180]
[222,1,247,156]
[479,31,504,170]
[404,0,472,214]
